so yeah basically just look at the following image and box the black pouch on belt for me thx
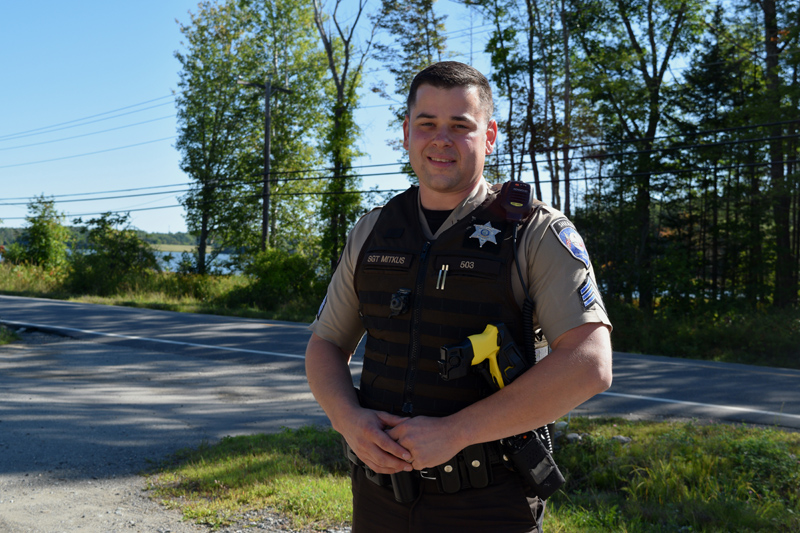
[461,443,491,489]
[436,456,461,493]
[504,434,565,500]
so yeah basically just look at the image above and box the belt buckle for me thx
[419,468,437,480]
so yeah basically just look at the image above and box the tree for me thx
[175,0,329,273]
[313,0,373,274]
[571,0,706,312]
[744,0,800,307]
[662,5,768,307]
[175,0,257,274]
[240,0,331,257]
[372,0,448,131]
[2,195,71,271]
[468,0,585,205]
[370,0,448,183]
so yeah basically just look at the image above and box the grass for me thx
[0,325,19,345]
[546,417,800,532]
[604,300,800,370]
[147,419,800,532]
[147,426,352,530]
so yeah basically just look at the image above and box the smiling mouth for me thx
[428,156,455,163]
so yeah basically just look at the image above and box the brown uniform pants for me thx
[351,463,545,533]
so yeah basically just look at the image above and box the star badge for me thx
[470,221,501,248]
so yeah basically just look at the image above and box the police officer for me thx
[305,61,612,532]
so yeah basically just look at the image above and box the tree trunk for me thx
[761,0,797,306]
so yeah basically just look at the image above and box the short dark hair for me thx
[407,61,494,121]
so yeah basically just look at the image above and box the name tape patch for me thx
[364,252,413,269]
[550,218,591,269]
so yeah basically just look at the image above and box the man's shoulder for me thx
[344,206,385,260]
[524,201,566,231]
[354,205,384,231]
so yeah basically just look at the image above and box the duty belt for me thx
[344,440,504,503]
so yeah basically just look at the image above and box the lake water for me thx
[155,251,238,274]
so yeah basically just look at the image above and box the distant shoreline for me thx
[150,244,203,253]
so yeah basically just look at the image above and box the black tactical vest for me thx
[355,186,529,418]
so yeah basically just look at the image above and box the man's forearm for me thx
[447,322,612,448]
[304,333,360,432]
[387,322,612,468]
[305,332,414,473]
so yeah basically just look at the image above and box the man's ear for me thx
[402,116,410,150]
[485,119,498,155]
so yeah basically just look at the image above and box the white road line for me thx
[2,320,307,360]
[600,391,800,420]
[613,352,800,378]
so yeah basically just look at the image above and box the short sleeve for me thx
[521,206,612,343]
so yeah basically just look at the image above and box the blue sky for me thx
[0,1,487,234]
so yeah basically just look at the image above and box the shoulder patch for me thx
[550,218,591,269]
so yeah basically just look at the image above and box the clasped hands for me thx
[344,409,464,475]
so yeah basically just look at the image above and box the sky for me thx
[0,0,491,234]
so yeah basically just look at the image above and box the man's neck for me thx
[418,179,484,210]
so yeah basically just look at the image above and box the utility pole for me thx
[238,75,292,251]
[561,0,571,217]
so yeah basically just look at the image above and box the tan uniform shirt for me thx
[311,179,611,354]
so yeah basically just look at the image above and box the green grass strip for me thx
[146,420,800,532]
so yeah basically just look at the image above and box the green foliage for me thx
[0,262,64,296]
[2,195,72,272]
[66,213,161,296]
[147,420,800,532]
[224,248,324,311]
[372,0,448,129]
[607,299,800,369]
[548,418,800,532]
[313,0,370,275]
[148,426,351,530]
[0,325,19,346]
[135,231,198,247]
[0,227,23,246]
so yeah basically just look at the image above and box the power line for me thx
[0,115,175,152]
[2,203,184,221]
[0,102,176,144]
[1,115,795,202]
[5,151,798,222]
[0,182,192,202]
[0,95,175,141]
[0,189,188,207]
[0,136,175,169]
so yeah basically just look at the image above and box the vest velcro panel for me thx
[355,187,527,417]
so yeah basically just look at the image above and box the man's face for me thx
[403,84,497,208]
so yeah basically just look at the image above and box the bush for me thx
[225,249,323,311]
[0,261,65,294]
[66,213,161,296]
[3,196,72,271]
[607,299,800,369]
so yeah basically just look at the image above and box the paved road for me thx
[2,294,799,430]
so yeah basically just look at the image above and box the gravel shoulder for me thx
[0,329,337,533]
